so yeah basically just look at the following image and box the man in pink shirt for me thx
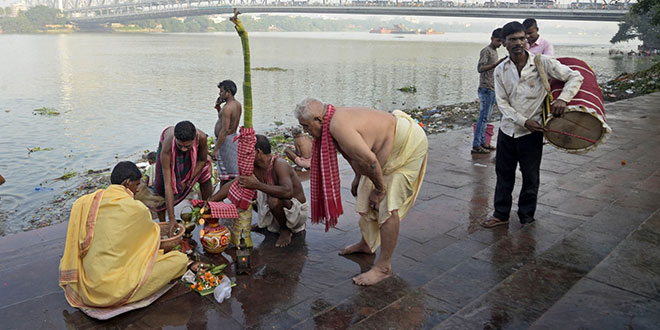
[523,18,554,56]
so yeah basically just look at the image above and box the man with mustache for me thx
[481,21,583,228]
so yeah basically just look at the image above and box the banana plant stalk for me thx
[230,9,252,129]
[230,9,254,248]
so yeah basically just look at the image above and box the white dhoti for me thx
[356,110,428,252]
[256,191,308,234]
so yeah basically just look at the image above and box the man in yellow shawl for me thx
[59,161,188,310]
[295,98,428,286]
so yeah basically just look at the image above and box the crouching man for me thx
[209,135,308,247]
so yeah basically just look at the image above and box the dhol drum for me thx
[540,57,612,154]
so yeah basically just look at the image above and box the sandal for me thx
[481,217,509,228]
[471,146,490,154]
[481,144,496,151]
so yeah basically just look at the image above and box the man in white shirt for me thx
[481,21,583,228]
[523,18,554,56]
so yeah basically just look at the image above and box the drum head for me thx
[545,111,604,150]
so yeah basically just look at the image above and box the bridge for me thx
[29,0,629,25]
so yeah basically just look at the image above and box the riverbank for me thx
[2,92,659,329]
[602,60,660,101]
[7,57,659,236]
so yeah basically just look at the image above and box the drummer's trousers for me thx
[493,130,544,222]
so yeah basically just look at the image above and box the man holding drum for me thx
[481,21,583,228]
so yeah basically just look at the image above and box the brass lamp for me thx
[236,230,250,275]
[179,206,195,239]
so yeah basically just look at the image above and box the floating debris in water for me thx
[253,67,287,72]
[32,107,60,116]
[397,85,417,93]
[27,146,54,154]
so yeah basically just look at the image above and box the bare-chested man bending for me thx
[295,98,427,286]
[209,135,308,247]
[154,121,213,235]
[212,80,242,185]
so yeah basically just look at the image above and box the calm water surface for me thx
[0,31,651,234]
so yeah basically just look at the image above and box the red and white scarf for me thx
[310,104,343,231]
[228,126,257,210]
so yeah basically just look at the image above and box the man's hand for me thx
[368,188,386,210]
[210,149,219,161]
[551,99,568,117]
[524,119,545,133]
[167,220,177,237]
[238,175,260,190]
[351,175,360,197]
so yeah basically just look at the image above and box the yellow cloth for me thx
[59,185,187,308]
[356,110,428,252]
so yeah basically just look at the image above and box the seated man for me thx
[59,161,188,309]
[209,135,308,247]
[154,121,213,234]
[284,127,312,169]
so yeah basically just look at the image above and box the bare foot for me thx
[275,228,292,247]
[338,240,374,255]
[352,265,392,286]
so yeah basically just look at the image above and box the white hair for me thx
[294,97,325,121]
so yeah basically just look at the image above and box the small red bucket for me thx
[473,123,495,146]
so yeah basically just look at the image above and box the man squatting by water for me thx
[284,127,313,170]
[481,21,583,228]
[213,80,242,186]
[209,135,308,248]
[472,27,507,154]
[296,98,427,286]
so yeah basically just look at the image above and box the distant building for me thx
[10,3,27,17]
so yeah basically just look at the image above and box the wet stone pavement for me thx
[1,93,660,330]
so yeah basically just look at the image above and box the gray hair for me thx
[294,97,325,121]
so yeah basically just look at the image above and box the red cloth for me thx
[310,104,343,231]
[191,199,238,219]
[227,127,257,210]
[550,57,607,121]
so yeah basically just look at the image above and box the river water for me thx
[0,31,652,235]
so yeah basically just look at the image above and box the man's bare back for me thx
[330,107,397,170]
[293,135,312,160]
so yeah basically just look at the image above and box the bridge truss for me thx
[23,0,630,24]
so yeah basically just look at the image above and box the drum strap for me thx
[534,55,553,126]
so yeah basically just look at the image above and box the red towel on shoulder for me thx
[310,104,343,231]
[228,127,257,210]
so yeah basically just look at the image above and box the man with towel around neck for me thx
[59,161,188,309]
[295,98,427,286]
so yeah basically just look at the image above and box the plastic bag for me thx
[213,275,232,303]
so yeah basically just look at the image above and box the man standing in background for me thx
[212,80,242,186]
[523,18,554,56]
[472,28,507,154]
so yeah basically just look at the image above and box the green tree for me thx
[24,5,65,28]
[611,12,660,49]
[0,15,37,33]
[631,0,660,26]
[160,18,185,32]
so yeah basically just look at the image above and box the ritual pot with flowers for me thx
[194,206,231,254]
